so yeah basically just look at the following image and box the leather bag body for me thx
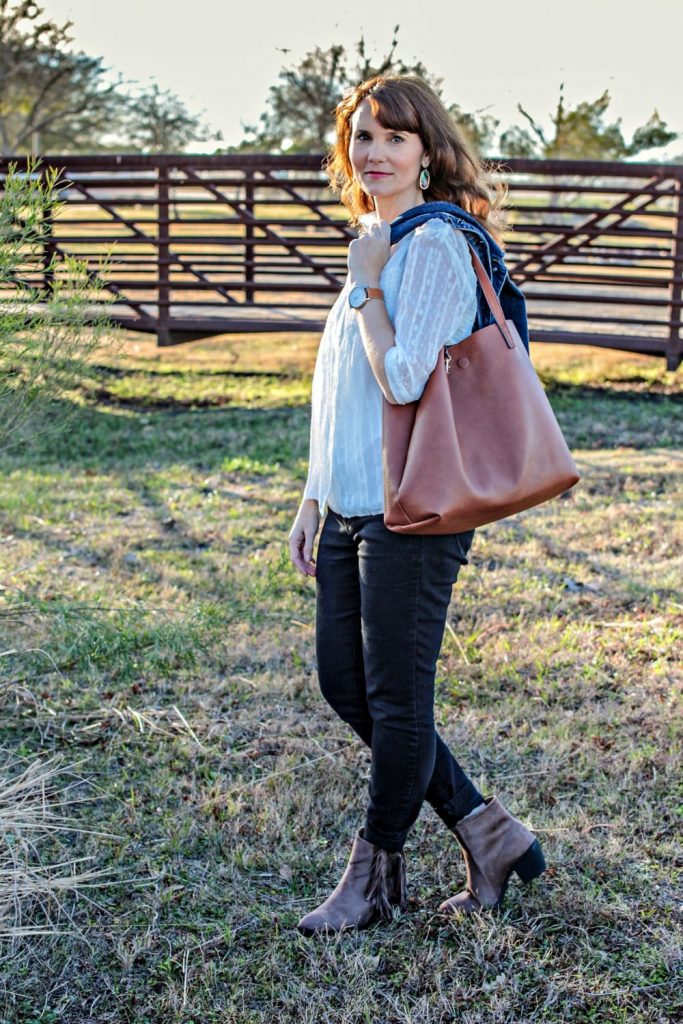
[382,242,581,535]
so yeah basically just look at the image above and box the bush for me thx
[0,157,119,453]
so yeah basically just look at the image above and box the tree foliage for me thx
[230,25,496,156]
[0,0,124,154]
[123,83,220,154]
[448,103,501,159]
[229,30,677,162]
[0,0,214,153]
[498,84,678,160]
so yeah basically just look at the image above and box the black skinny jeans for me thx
[315,506,484,853]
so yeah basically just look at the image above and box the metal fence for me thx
[1,154,682,369]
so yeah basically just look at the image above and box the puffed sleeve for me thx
[383,218,478,405]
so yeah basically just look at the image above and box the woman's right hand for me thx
[288,498,321,577]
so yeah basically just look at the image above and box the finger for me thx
[289,536,315,577]
[295,531,314,574]
[301,538,316,576]
[288,538,307,576]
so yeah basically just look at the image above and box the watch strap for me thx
[348,284,385,309]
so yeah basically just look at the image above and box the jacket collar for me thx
[392,199,503,260]
[359,201,502,286]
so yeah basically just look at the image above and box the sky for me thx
[44,0,683,157]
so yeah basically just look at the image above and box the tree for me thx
[498,84,678,160]
[0,0,125,154]
[124,83,220,153]
[0,2,215,154]
[231,42,348,153]
[230,25,494,154]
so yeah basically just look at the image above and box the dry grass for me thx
[0,751,119,945]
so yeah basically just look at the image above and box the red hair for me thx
[323,73,508,246]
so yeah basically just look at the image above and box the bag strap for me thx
[464,240,516,350]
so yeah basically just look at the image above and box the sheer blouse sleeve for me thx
[383,218,478,405]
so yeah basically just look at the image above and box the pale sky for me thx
[45,0,683,157]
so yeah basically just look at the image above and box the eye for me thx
[355,131,405,141]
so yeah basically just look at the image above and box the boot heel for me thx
[513,838,546,883]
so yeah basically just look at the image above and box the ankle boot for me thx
[438,795,547,915]
[297,826,408,936]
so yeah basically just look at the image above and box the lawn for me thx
[0,335,681,1024]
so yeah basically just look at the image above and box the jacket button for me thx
[457,356,469,368]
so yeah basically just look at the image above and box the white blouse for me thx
[303,212,478,518]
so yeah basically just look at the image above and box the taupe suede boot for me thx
[297,826,408,936]
[438,795,546,915]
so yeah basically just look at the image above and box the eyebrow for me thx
[353,127,407,134]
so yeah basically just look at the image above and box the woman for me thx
[288,74,546,936]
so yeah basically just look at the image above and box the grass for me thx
[0,334,681,1024]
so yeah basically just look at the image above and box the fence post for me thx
[244,178,254,304]
[157,162,170,346]
[668,172,683,372]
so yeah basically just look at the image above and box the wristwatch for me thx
[348,284,385,310]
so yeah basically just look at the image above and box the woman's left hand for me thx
[348,219,391,286]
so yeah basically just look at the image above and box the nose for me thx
[366,141,388,164]
[368,146,389,165]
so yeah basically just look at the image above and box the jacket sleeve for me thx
[500,274,530,353]
[383,218,478,405]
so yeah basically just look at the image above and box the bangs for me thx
[367,91,421,135]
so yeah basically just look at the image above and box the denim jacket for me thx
[389,200,529,353]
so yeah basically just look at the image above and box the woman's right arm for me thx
[289,318,327,577]
[288,497,320,578]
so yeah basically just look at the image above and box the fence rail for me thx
[1,154,682,369]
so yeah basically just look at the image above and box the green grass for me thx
[0,337,681,1023]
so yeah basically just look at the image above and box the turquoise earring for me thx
[419,166,430,190]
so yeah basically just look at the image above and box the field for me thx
[0,334,681,1024]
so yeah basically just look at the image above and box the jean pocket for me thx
[455,528,475,564]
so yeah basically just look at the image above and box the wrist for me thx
[350,278,381,289]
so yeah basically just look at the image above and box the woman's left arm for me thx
[350,218,477,405]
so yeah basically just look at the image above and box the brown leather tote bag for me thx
[382,241,581,534]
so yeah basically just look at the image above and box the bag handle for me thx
[464,240,516,350]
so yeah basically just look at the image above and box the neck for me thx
[371,192,428,224]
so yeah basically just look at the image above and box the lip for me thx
[366,171,391,177]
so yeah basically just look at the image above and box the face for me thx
[348,98,429,206]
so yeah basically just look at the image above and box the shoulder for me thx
[410,217,469,253]
[407,218,474,273]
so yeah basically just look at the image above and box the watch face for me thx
[348,285,367,309]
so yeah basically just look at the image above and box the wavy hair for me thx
[324,73,508,246]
